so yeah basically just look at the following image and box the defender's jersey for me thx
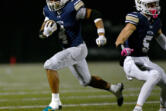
[43,0,84,48]
[124,12,161,56]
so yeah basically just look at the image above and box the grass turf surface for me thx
[0,61,165,111]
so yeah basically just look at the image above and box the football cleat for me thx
[43,105,62,111]
[111,83,124,106]
[43,99,62,111]
[133,106,143,111]
[159,108,166,111]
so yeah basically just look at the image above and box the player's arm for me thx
[85,8,106,46]
[39,17,49,38]
[75,2,106,46]
[39,17,58,38]
[115,23,136,47]
[74,2,104,36]
[115,23,136,56]
[86,9,104,36]
[155,29,166,50]
[115,12,139,56]
[39,8,59,39]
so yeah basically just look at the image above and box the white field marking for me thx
[0,93,159,102]
[0,84,160,90]
[0,101,160,109]
[0,87,160,95]
[0,83,48,87]
[0,88,160,96]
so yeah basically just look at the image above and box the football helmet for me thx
[135,0,160,18]
[46,0,69,11]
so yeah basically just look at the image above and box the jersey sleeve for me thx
[73,0,85,11]
[43,8,46,17]
[43,5,50,18]
[125,12,139,26]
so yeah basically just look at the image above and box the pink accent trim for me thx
[149,9,158,19]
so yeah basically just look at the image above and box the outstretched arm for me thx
[85,9,105,36]
[86,9,106,46]
[155,29,166,51]
[76,7,106,46]
[115,23,136,47]
[115,23,136,56]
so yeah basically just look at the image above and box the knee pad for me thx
[149,70,162,83]
[79,77,91,86]
[44,60,53,69]
[123,57,133,76]
[44,59,59,70]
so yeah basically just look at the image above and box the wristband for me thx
[94,18,102,23]
[97,28,105,34]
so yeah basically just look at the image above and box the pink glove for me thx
[121,48,134,56]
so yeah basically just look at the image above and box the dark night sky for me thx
[2,0,135,25]
[1,0,166,62]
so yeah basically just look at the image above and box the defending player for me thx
[115,0,166,111]
[39,0,124,110]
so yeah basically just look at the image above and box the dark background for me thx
[1,0,166,63]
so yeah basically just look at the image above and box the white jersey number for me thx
[142,31,153,53]
[57,21,68,45]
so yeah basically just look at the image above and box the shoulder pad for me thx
[125,12,139,25]
[74,0,84,11]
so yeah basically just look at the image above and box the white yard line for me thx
[0,93,159,102]
[0,101,160,109]
[0,87,160,95]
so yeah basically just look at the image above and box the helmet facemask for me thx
[135,0,160,18]
[46,0,69,11]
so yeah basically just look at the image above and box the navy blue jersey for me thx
[43,0,84,48]
[124,12,161,56]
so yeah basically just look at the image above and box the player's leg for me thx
[144,58,166,111]
[159,86,166,111]
[123,57,162,111]
[44,69,62,110]
[69,59,124,106]
[157,71,166,111]
[43,49,78,111]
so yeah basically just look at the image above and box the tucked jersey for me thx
[124,12,161,56]
[43,0,85,48]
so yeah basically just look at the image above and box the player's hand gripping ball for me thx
[43,20,58,37]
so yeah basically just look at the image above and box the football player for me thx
[115,0,166,111]
[39,0,124,110]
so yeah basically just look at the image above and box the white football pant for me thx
[123,56,166,107]
[44,43,91,86]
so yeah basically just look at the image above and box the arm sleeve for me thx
[89,9,102,21]
[76,8,102,21]
[155,33,166,50]
[74,0,84,11]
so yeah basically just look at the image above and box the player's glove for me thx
[43,20,57,37]
[121,48,134,56]
[96,35,107,47]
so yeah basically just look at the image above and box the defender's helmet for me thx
[46,0,69,11]
[135,0,160,18]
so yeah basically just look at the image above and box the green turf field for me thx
[0,61,165,111]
